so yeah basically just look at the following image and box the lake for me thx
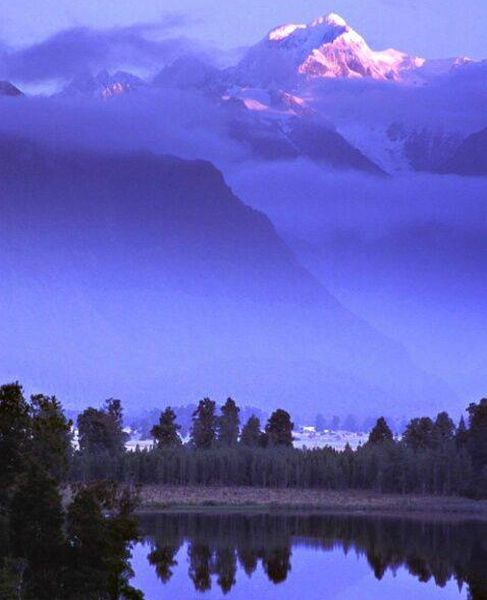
[131,511,487,599]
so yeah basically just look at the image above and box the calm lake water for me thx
[131,512,487,599]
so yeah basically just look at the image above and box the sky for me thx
[0,0,486,415]
[2,0,487,60]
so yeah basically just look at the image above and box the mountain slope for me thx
[0,135,451,417]
[226,107,386,174]
[440,127,487,176]
[0,81,23,96]
[61,70,147,99]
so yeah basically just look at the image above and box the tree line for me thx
[69,393,487,498]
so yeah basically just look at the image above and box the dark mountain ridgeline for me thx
[0,81,23,96]
[0,134,453,417]
[440,126,487,176]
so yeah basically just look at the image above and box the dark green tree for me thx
[368,417,393,445]
[0,383,31,498]
[265,410,294,447]
[217,398,240,447]
[402,417,434,450]
[240,415,262,447]
[432,411,455,449]
[105,398,128,453]
[30,394,73,481]
[190,398,217,449]
[65,482,142,599]
[151,407,182,448]
[467,399,487,474]
[78,399,128,456]
[10,464,65,599]
[456,415,469,449]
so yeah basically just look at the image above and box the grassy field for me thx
[137,485,487,519]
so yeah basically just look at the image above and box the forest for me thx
[1,382,486,597]
[70,394,487,498]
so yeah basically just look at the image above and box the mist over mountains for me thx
[0,11,485,416]
[0,135,455,418]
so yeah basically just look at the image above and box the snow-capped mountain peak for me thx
[234,12,424,86]
[268,23,306,42]
[310,12,348,28]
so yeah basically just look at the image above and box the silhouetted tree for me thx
[78,399,128,456]
[403,417,434,450]
[467,399,487,472]
[77,399,129,480]
[240,415,261,447]
[151,407,182,448]
[368,417,393,445]
[190,398,217,449]
[456,416,469,450]
[30,394,73,481]
[10,464,65,599]
[432,411,455,448]
[0,383,31,498]
[217,398,240,447]
[65,483,142,599]
[265,410,294,447]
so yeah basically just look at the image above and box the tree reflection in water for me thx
[140,512,487,599]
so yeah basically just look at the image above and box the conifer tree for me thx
[265,409,294,447]
[467,399,487,474]
[190,398,217,449]
[432,411,455,449]
[77,399,128,456]
[0,382,31,498]
[402,417,434,450]
[151,407,182,448]
[10,464,65,598]
[217,398,240,447]
[30,394,73,481]
[240,416,262,447]
[368,417,393,445]
[456,415,469,449]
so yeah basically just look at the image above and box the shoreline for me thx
[136,485,487,520]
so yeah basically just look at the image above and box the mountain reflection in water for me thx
[133,512,487,599]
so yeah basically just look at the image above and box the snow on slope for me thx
[61,70,147,99]
[232,13,425,87]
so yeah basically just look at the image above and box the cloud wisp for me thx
[0,15,201,83]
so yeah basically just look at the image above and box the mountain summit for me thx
[234,13,424,86]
